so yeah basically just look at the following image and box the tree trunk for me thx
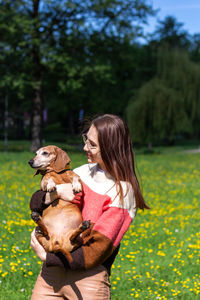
[68,112,75,136]
[148,142,153,151]
[30,0,43,152]
[30,87,43,152]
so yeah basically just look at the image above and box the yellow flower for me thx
[28,271,33,276]
[1,272,8,277]
[157,251,166,256]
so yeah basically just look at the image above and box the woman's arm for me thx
[42,182,136,270]
[30,190,48,215]
[30,185,83,261]
[30,182,135,271]
[30,183,81,213]
[30,208,122,269]
[44,204,134,270]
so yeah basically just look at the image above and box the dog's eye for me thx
[42,151,49,156]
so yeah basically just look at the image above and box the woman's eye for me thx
[90,142,96,148]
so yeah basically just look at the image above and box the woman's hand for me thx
[31,230,47,262]
[45,183,75,204]
[56,183,75,201]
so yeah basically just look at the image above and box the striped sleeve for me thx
[46,187,136,270]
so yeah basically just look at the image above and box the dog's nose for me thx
[28,159,34,166]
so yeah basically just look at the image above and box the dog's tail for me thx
[52,239,73,262]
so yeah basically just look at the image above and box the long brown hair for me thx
[91,114,149,210]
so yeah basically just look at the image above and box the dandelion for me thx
[157,251,166,256]
[1,272,8,277]
[1,149,200,298]
[28,271,33,276]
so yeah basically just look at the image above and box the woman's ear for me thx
[53,147,71,173]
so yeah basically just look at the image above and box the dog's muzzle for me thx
[28,159,34,167]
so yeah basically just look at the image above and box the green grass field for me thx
[0,145,199,299]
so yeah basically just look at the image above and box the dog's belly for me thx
[42,202,82,237]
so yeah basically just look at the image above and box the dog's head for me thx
[28,145,71,174]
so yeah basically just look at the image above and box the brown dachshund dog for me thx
[29,145,89,261]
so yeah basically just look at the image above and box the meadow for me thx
[0,144,199,299]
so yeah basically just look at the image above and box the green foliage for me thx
[153,16,190,49]
[190,34,200,62]
[127,45,200,145]
[0,0,155,138]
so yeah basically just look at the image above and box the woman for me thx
[30,114,149,300]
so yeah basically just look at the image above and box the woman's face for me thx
[83,125,106,170]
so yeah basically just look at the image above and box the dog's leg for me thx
[54,247,73,263]
[47,237,73,263]
[46,178,56,193]
[31,211,49,237]
[35,226,43,235]
[69,220,90,244]
[49,222,90,261]
[72,175,82,194]
[42,178,57,205]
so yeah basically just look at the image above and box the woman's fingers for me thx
[30,229,47,262]
[30,229,37,248]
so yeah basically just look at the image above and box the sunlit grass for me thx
[111,153,200,299]
[0,149,199,299]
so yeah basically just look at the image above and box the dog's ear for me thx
[33,170,40,176]
[53,147,71,173]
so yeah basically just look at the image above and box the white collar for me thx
[89,163,114,183]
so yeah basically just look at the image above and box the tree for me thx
[0,0,30,141]
[0,0,155,150]
[190,33,200,62]
[152,15,190,49]
[127,45,200,145]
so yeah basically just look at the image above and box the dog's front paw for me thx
[72,176,82,194]
[46,180,56,193]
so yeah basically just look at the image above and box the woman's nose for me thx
[83,143,88,151]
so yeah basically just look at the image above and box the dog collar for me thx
[33,163,71,176]
[65,163,71,170]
